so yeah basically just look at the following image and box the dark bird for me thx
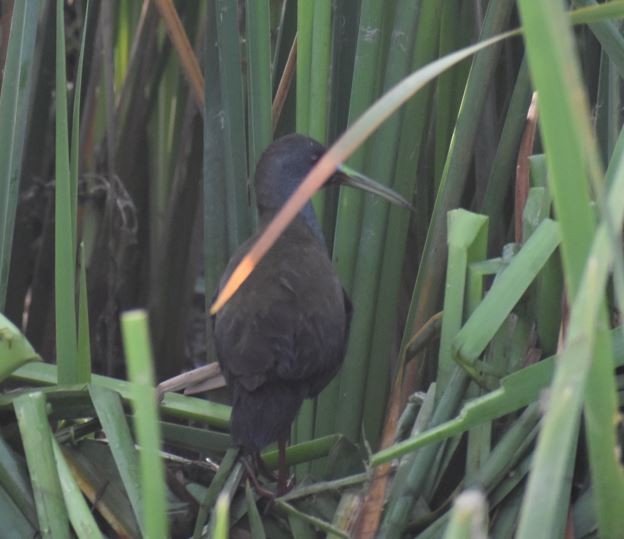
[211,134,411,494]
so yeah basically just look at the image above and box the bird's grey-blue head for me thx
[254,133,327,242]
[254,133,413,243]
[255,134,325,213]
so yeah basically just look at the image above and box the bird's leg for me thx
[242,456,275,500]
[277,437,292,496]
[253,452,278,482]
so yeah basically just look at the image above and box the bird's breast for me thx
[213,219,350,395]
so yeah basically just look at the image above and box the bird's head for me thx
[254,134,326,215]
[254,133,412,217]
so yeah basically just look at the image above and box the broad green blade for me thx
[312,0,385,454]
[332,0,387,293]
[14,392,70,538]
[213,493,230,539]
[54,0,78,384]
[11,362,231,427]
[334,0,427,444]
[361,0,442,449]
[76,244,92,383]
[214,0,252,247]
[453,219,561,371]
[371,327,624,466]
[0,484,36,538]
[69,0,90,254]
[0,0,41,309]
[51,440,103,539]
[572,0,624,78]
[398,0,515,397]
[0,431,36,527]
[0,313,40,382]
[245,482,266,539]
[121,310,168,538]
[210,463,243,538]
[437,210,488,393]
[516,1,624,537]
[192,447,239,539]
[245,0,272,170]
[88,384,143,534]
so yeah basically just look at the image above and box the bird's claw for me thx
[242,457,277,500]
[277,474,296,497]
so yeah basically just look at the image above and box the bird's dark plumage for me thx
[212,134,352,454]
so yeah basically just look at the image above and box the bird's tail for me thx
[231,381,304,452]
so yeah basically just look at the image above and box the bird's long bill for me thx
[336,164,413,210]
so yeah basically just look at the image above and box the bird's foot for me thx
[253,453,278,483]
[276,474,296,497]
[243,450,297,498]
[242,457,276,500]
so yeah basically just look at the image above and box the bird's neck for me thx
[260,202,327,249]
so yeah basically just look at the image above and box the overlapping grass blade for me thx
[213,493,230,539]
[55,0,78,384]
[436,210,488,393]
[311,0,388,455]
[334,0,424,443]
[0,431,36,526]
[11,361,231,427]
[245,482,266,539]
[516,1,624,537]
[481,58,531,245]
[76,244,92,383]
[377,368,471,538]
[331,0,386,292]
[0,484,36,538]
[0,0,41,309]
[378,211,487,538]
[453,219,561,370]
[192,447,238,539]
[120,310,168,538]
[434,0,471,186]
[245,0,272,170]
[89,384,143,533]
[261,434,343,469]
[295,0,313,135]
[398,0,515,399]
[69,0,90,254]
[0,313,41,381]
[572,0,624,77]
[203,2,230,361]
[210,463,243,538]
[214,0,252,249]
[14,392,70,538]
[51,441,103,539]
[291,0,321,457]
[361,0,441,447]
[306,0,332,225]
[372,325,624,467]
